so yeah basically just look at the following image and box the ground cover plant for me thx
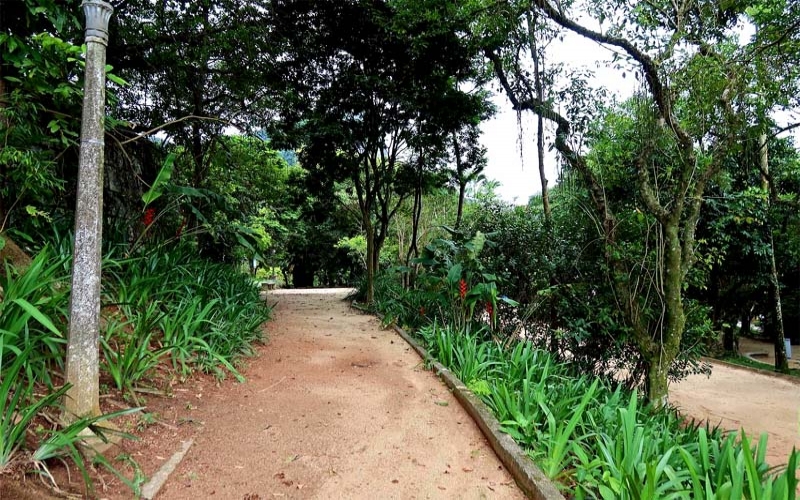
[368,275,799,499]
[0,239,271,493]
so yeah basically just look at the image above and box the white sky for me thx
[478,20,797,204]
[479,31,636,204]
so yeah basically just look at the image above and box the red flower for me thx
[419,306,426,316]
[459,279,467,299]
[142,208,156,226]
[176,218,186,238]
[485,301,493,317]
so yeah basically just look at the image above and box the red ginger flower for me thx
[459,279,467,299]
[143,208,156,226]
[176,218,186,238]
[485,301,493,317]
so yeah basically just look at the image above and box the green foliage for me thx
[398,321,799,498]
[413,229,518,332]
[0,1,84,230]
[0,345,140,494]
[0,248,70,386]
[141,154,176,206]
[104,244,271,381]
[0,235,271,493]
[100,303,169,403]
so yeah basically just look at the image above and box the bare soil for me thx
[155,288,523,499]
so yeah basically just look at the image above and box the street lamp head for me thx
[82,0,114,45]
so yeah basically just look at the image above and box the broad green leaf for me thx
[142,154,176,206]
[12,298,61,336]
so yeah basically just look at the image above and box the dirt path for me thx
[670,362,799,467]
[157,289,524,499]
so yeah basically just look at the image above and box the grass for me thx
[716,353,800,379]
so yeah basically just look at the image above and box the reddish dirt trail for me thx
[158,289,524,499]
[670,362,800,467]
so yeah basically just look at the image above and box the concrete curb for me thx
[141,439,194,500]
[703,357,800,385]
[391,324,565,500]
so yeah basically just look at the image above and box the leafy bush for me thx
[466,192,713,388]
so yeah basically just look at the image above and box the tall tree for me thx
[450,123,487,228]
[268,0,486,303]
[108,0,277,238]
[481,0,761,404]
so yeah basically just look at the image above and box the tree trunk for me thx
[0,63,8,226]
[406,179,423,288]
[456,181,466,229]
[645,358,670,408]
[759,133,789,372]
[638,222,685,405]
[527,12,551,224]
[364,220,375,304]
[767,233,788,371]
[722,322,736,354]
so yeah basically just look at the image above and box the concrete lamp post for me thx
[64,0,114,421]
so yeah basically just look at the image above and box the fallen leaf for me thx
[391,479,399,484]
[462,467,473,473]
[435,401,449,407]
[285,454,299,463]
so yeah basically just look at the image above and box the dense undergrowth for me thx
[366,269,800,499]
[0,240,270,493]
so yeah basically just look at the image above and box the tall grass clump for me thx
[396,317,799,499]
[1,237,271,494]
[0,247,70,386]
[103,243,271,383]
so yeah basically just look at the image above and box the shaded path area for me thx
[159,289,523,499]
[670,361,799,467]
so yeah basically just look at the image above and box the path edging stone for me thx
[388,321,565,500]
[350,302,564,498]
[140,438,194,500]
